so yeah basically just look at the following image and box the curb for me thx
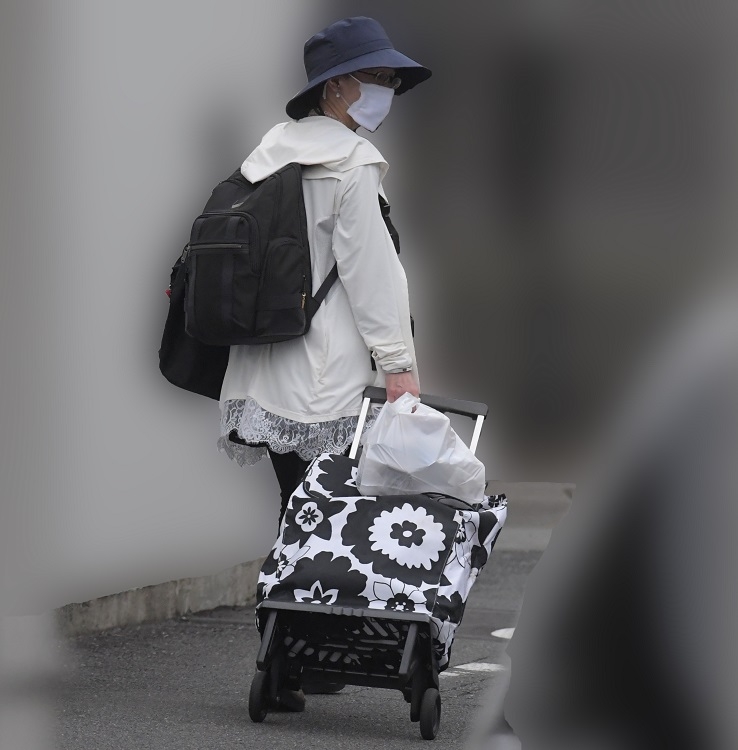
[55,557,266,638]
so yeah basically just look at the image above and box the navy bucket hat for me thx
[286,16,432,120]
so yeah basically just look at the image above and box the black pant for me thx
[268,449,310,529]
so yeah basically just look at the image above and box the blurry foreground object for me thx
[344,0,738,480]
[444,0,738,745]
[499,290,738,749]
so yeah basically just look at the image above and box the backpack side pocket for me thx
[253,238,310,342]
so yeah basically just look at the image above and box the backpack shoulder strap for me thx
[309,263,339,314]
[379,195,400,254]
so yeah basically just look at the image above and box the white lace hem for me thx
[218,397,376,467]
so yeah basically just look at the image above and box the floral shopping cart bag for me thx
[257,453,507,670]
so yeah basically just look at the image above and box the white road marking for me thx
[491,627,516,640]
[457,662,507,673]
[441,661,507,678]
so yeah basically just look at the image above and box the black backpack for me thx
[184,162,337,346]
[159,164,400,399]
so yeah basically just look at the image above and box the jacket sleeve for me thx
[332,164,414,373]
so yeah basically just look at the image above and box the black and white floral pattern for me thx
[425,590,466,624]
[257,543,312,600]
[295,501,323,531]
[469,507,503,573]
[304,454,361,499]
[446,512,477,571]
[281,492,347,546]
[369,504,447,569]
[265,550,370,609]
[294,579,340,606]
[430,618,458,665]
[257,453,508,669]
[341,496,457,586]
[369,578,427,613]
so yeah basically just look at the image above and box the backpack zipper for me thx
[190,211,260,260]
[186,241,260,277]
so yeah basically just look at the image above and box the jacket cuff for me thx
[372,343,413,373]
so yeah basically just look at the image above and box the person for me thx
[218,16,431,530]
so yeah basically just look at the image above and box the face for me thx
[332,67,399,105]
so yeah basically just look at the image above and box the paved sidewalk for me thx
[55,553,533,749]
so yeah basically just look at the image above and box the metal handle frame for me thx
[348,387,487,459]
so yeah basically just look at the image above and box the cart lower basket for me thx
[251,601,443,739]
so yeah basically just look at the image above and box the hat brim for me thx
[286,47,431,120]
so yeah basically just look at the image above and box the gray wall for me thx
[0,1,325,615]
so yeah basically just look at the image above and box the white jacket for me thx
[219,116,417,423]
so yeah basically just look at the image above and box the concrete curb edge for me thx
[55,557,266,638]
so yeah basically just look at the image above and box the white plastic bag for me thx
[357,393,486,502]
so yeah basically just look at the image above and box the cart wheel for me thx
[410,677,424,722]
[419,687,441,740]
[249,670,269,723]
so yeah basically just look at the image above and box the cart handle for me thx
[349,386,488,459]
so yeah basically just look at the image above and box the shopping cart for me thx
[249,386,507,740]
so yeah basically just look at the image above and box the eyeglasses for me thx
[356,70,402,90]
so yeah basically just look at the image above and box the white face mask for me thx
[345,76,395,132]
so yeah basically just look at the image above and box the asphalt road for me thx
[56,486,571,749]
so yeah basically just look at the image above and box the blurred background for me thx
[1,1,737,747]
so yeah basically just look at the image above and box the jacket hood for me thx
[241,116,388,183]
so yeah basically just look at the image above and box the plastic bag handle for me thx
[362,386,488,419]
[348,387,488,459]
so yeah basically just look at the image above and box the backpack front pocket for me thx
[184,242,260,345]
